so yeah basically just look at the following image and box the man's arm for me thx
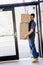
[24,22,36,39]
[26,28,34,36]
[24,29,34,39]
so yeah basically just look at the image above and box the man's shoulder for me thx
[31,21,36,27]
[32,21,36,25]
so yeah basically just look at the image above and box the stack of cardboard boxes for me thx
[20,14,31,40]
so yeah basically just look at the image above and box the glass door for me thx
[14,5,39,58]
[0,8,19,61]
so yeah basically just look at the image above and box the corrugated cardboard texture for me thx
[21,14,31,23]
[20,22,29,40]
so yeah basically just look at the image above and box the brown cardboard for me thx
[20,22,29,40]
[21,14,31,23]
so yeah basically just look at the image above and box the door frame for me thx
[0,0,43,61]
[0,8,19,61]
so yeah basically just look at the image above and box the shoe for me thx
[32,58,38,63]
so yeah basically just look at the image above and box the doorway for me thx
[14,4,40,58]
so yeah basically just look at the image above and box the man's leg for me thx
[29,38,39,63]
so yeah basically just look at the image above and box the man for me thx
[24,13,39,63]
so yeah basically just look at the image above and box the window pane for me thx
[0,11,16,56]
[0,11,13,35]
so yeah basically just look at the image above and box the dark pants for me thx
[29,38,39,58]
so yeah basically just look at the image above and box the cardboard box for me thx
[21,14,31,23]
[20,22,29,40]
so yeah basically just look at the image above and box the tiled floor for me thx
[0,58,43,65]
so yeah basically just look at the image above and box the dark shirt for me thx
[28,20,36,39]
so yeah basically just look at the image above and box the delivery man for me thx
[24,13,39,63]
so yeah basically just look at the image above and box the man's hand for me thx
[23,29,34,39]
[23,34,28,39]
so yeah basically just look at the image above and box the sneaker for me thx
[32,58,38,63]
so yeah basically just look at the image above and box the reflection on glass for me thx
[0,11,16,56]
